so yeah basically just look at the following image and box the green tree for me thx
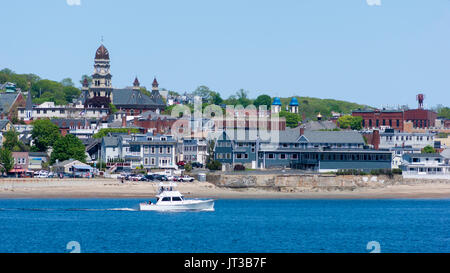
[0,148,14,174]
[337,115,362,130]
[193,86,215,103]
[422,145,436,154]
[3,130,28,152]
[93,128,140,138]
[60,78,75,87]
[253,94,272,108]
[80,75,92,86]
[279,111,301,128]
[50,134,86,164]
[31,119,61,152]
[236,89,251,107]
[184,162,193,172]
[109,103,118,114]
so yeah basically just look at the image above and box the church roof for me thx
[112,89,165,107]
[133,77,140,87]
[25,92,33,111]
[152,77,159,87]
[95,44,110,60]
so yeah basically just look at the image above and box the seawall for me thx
[206,173,450,192]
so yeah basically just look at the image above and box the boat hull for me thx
[139,199,214,212]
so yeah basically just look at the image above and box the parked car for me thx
[191,162,203,168]
[153,174,168,181]
[140,174,155,182]
[176,161,186,167]
[178,175,195,182]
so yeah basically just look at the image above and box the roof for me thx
[289,97,299,106]
[0,119,11,130]
[0,92,19,113]
[301,131,365,144]
[95,44,109,60]
[103,136,120,147]
[272,97,282,106]
[53,159,84,167]
[303,120,337,131]
[138,110,176,121]
[404,153,443,158]
[25,93,33,111]
[441,149,450,159]
[112,89,165,107]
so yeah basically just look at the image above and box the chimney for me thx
[122,115,127,127]
[372,129,380,150]
[299,126,305,136]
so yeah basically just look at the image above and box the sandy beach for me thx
[0,178,449,199]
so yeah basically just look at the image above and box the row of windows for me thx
[143,146,171,154]
[383,136,432,141]
[363,119,400,127]
[259,153,391,161]
[143,157,172,166]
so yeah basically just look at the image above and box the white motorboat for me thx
[139,182,214,211]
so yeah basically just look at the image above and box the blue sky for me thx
[1,0,450,108]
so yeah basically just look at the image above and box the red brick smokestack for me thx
[299,126,305,136]
[122,115,127,128]
[372,129,380,150]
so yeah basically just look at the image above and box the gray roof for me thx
[405,153,443,158]
[0,119,10,130]
[303,120,337,131]
[0,92,19,113]
[138,110,176,120]
[25,93,33,111]
[301,131,365,144]
[112,89,165,107]
[219,127,365,145]
[102,136,120,147]
[441,149,450,159]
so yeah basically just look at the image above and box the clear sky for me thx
[1,0,450,108]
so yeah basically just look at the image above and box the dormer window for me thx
[161,137,167,141]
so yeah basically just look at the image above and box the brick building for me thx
[352,109,404,131]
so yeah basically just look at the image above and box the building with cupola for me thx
[85,45,113,109]
[83,44,166,115]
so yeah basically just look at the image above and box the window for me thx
[172,197,182,201]
[144,146,149,154]
[151,147,155,154]
[167,147,171,154]
[144,157,149,165]
[268,153,274,159]
[151,157,156,165]
[162,197,171,202]
[280,154,286,159]
[159,147,163,154]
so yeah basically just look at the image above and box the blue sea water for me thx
[0,198,448,253]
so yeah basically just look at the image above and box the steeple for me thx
[86,44,113,108]
[152,77,159,91]
[133,77,140,90]
[24,90,33,121]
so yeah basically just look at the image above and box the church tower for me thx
[85,44,113,108]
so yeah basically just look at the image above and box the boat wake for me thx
[0,208,138,212]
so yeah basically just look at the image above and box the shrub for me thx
[206,160,222,171]
[233,164,246,171]
[184,162,193,172]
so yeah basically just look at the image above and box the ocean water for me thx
[0,198,448,253]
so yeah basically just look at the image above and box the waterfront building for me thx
[401,153,450,179]
[214,128,392,172]
[182,138,208,165]
[379,129,435,150]
[100,133,177,170]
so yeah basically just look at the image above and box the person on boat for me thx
[148,200,152,205]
